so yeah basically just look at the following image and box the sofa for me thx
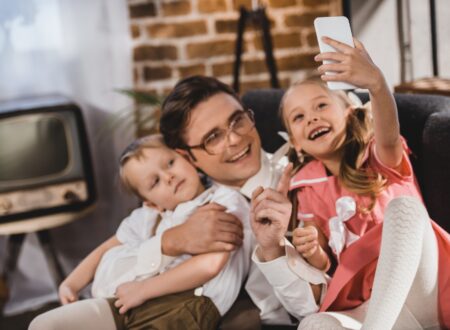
[219,90,450,329]
[243,90,450,233]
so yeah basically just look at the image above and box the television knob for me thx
[63,190,80,203]
[0,198,13,215]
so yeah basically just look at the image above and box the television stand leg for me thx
[0,231,65,314]
[1,234,26,314]
[2,231,65,291]
[36,230,65,286]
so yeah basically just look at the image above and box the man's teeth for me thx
[309,127,330,140]
[229,146,250,162]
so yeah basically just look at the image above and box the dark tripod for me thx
[233,5,280,93]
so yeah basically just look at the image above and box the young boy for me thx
[30,134,252,330]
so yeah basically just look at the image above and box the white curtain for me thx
[0,0,137,315]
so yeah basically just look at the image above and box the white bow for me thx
[328,196,360,260]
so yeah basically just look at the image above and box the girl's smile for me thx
[282,82,351,163]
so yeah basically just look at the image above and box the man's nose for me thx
[226,129,243,146]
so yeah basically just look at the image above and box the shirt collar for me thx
[239,150,273,198]
[212,148,287,199]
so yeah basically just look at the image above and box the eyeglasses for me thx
[185,109,255,155]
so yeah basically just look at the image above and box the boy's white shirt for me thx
[91,185,253,316]
[95,149,328,323]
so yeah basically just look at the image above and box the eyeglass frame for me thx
[183,108,256,156]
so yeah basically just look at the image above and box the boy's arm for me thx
[59,235,121,304]
[114,251,230,314]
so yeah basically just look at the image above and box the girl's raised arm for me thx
[316,37,403,169]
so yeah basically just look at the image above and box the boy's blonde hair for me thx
[119,134,167,200]
[279,78,387,226]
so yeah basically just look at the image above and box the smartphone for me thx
[314,16,356,90]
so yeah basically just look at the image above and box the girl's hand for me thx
[115,281,147,314]
[292,226,320,258]
[315,37,383,92]
[58,282,79,305]
[250,164,293,261]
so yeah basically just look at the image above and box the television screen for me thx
[0,95,96,227]
[0,114,69,182]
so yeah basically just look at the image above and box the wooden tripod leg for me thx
[258,7,280,89]
[233,7,248,93]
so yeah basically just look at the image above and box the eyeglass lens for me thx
[204,111,254,154]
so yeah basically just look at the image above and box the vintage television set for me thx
[0,95,96,235]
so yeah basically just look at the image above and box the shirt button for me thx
[150,262,156,268]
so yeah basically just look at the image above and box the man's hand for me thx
[114,281,147,314]
[292,226,319,258]
[250,163,293,261]
[162,203,243,256]
[58,281,79,305]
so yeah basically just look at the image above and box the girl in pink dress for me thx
[279,37,450,329]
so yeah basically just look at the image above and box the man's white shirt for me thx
[240,150,327,323]
[106,150,328,324]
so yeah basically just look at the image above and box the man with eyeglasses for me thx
[154,76,326,327]
[60,76,325,329]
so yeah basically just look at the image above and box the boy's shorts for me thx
[107,289,220,330]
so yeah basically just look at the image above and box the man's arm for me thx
[161,203,243,256]
[114,252,230,314]
[59,235,121,304]
[252,242,327,320]
[249,163,327,319]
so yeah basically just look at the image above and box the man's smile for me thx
[226,144,251,163]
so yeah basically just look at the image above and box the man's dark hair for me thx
[160,75,242,149]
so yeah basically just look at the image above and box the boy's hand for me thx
[115,281,147,314]
[292,226,320,258]
[315,37,383,92]
[58,282,79,305]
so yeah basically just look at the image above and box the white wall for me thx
[351,0,449,90]
[0,0,138,315]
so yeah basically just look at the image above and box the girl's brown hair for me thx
[280,79,387,230]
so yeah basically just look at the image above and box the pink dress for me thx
[289,138,450,328]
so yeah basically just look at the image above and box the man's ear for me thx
[176,148,195,163]
[143,201,164,212]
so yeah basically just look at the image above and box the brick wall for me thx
[128,0,341,96]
